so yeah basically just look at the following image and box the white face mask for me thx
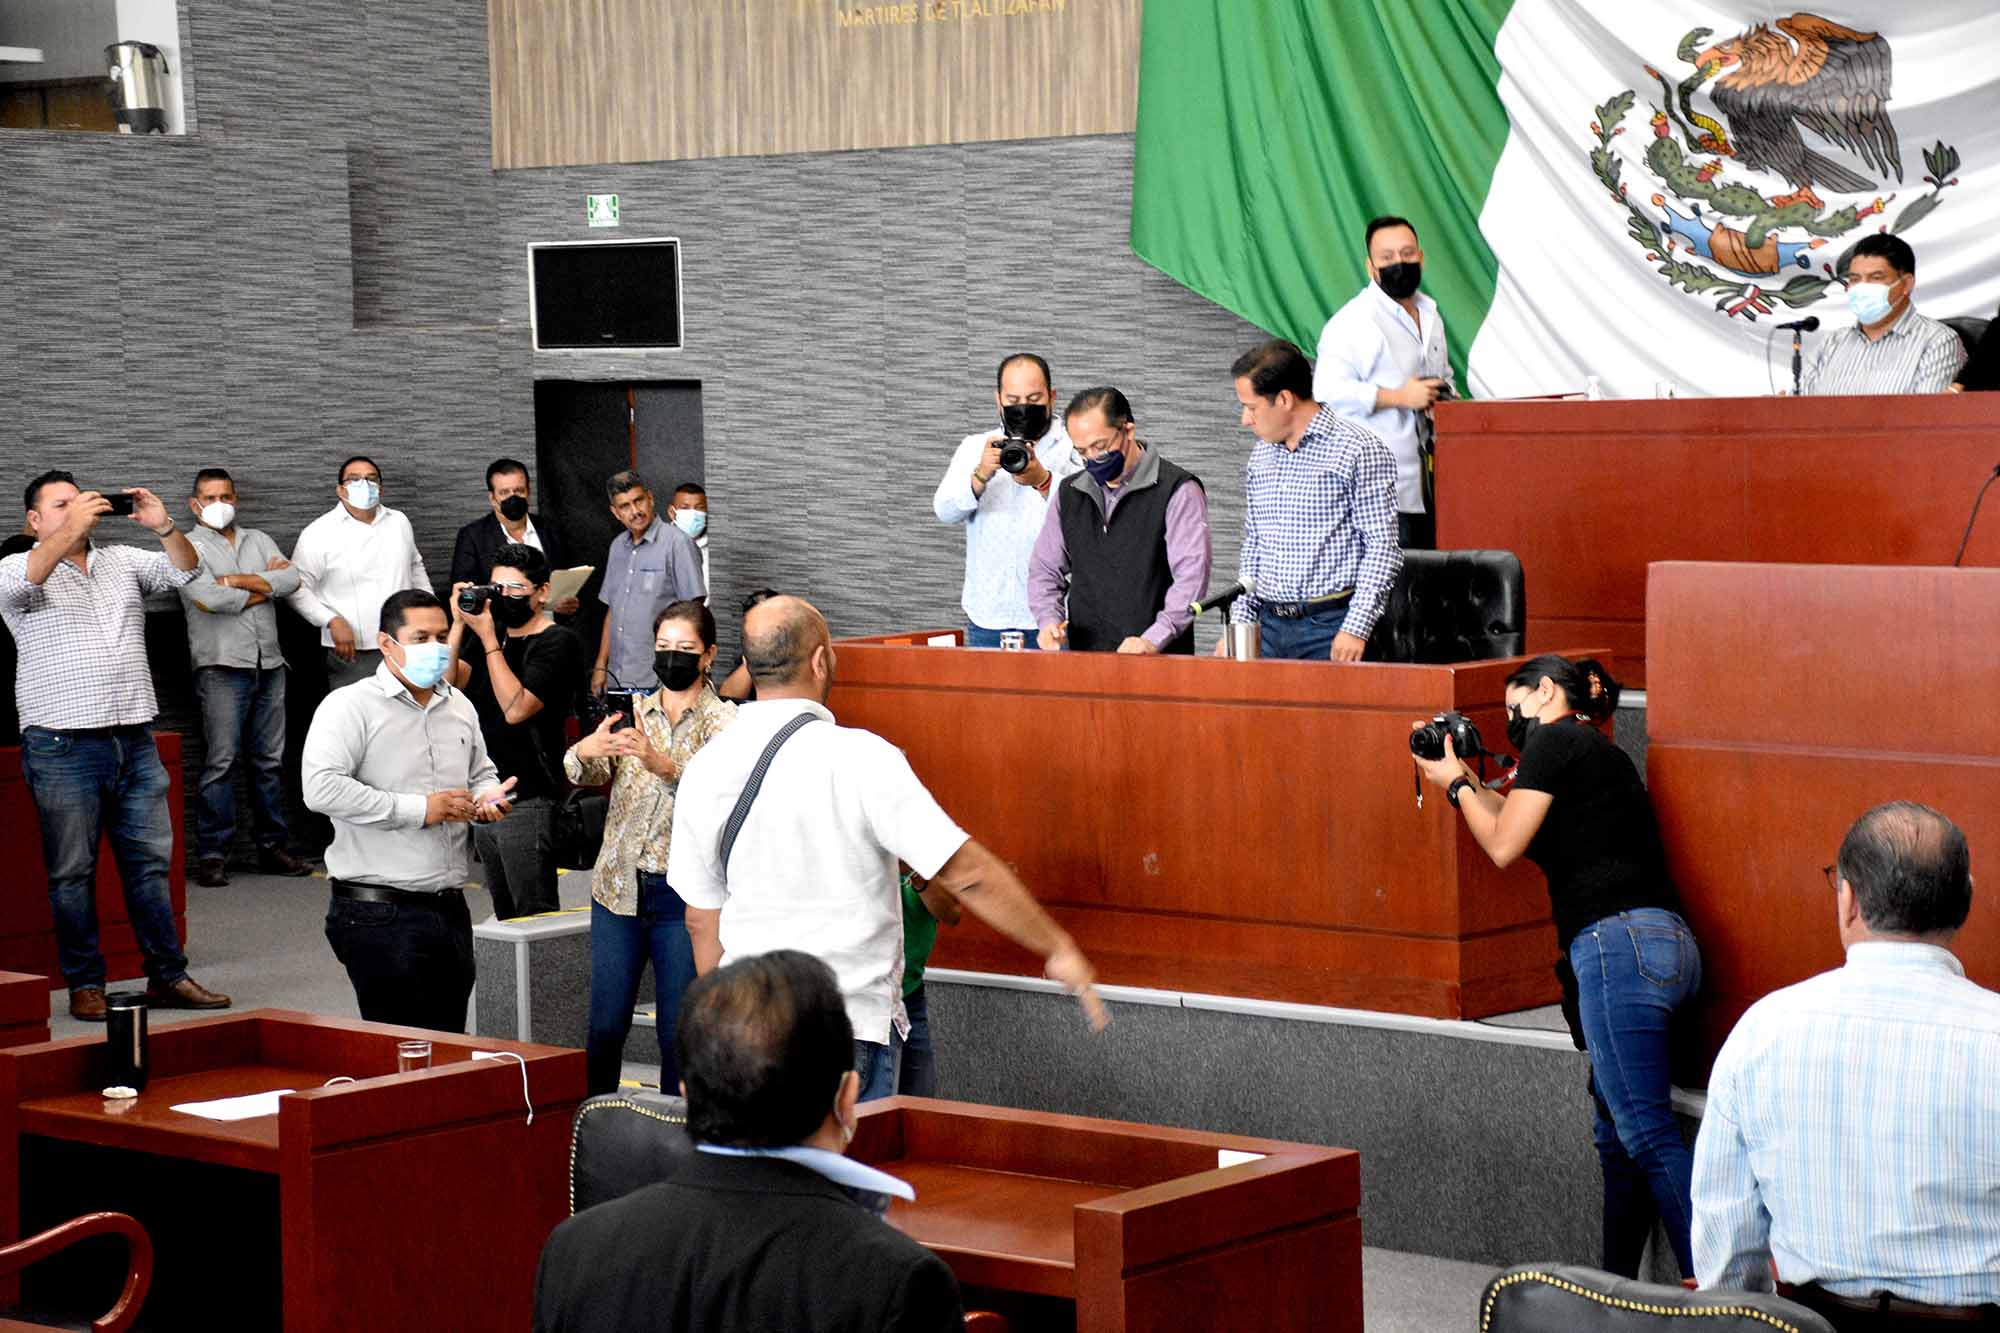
[343,478,380,510]
[198,501,236,530]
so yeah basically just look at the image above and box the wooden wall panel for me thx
[488,0,1143,169]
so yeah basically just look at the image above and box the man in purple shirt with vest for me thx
[1027,387,1212,654]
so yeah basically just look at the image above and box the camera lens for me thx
[457,586,488,613]
[998,439,1032,475]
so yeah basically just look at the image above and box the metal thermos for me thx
[1225,622,1261,660]
[105,994,150,1092]
[105,42,171,135]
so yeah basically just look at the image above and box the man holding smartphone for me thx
[0,471,232,1021]
[1313,215,1458,550]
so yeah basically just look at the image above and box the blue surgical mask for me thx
[1846,280,1895,325]
[344,478,381,510]
[1084,449,1126,486]
[396,641,450,689]
[672,508,707,539]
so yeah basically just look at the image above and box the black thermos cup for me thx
[105,993,149,1091]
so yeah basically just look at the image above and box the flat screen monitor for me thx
[529,237,683,351]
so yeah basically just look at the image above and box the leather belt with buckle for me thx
[1263,589,1355,620]
[331,879,461,905]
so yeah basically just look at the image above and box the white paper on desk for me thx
[545,566,595,606]
[170,1089,294,1121]
[1217,1149,1265,1169]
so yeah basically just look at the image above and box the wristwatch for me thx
[1446,776,1475,809]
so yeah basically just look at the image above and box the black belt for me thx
[1262,589,1354,620]
[331,879,461,906]
[1786,1283,2000,1327]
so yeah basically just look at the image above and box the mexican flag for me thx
[1131,1,2000,399]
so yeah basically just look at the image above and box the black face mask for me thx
[1505,704,1538,754]
[492,595,537,630]
[1376,261,1422,300]
[1001,402,1051,441]
[498,495,530,522]
[655,649,704,692]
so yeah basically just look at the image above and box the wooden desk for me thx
[854,1098,1361,1332]
[0,977,45,1052]
[828,640,1586,1019]
[0,1009,585,1330]
[1645,562,2000,1076]
[0,733,187,984]
[1433,395,2000,683]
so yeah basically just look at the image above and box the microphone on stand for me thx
[1189,575,1256,618]
[1952,463,2000,567]
[1780,316,1820,396]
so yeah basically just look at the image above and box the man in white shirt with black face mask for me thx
[1314,215,1456,550]
[289,455,432,690]
[932,353,1082,647]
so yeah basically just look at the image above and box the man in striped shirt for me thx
[1804,235,1967,396]
[1220,339,1402,661]
[1691,801,2000,1320]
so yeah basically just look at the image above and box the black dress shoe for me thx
[256,846,313,877]
[194,857,230,887]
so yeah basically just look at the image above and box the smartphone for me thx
[606,689,638,731]
[103,492,136,516]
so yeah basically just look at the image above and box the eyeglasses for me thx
[1821,864,1838,892]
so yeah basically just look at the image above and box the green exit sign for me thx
[585,193,620,228]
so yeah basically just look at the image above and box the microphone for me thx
[1952,463,2000,567]
[1776,316,1820,333]
[1189,575,1256,617]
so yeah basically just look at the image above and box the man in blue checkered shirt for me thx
[1217,340,1402,661]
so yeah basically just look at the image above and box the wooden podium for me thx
[828,637,1580,1019]
[1433,394,2000,683]
[854,1098,1361,1332]
[0,733,188,985]
[1646,563,2000,1076]
[0,1010,585,1330]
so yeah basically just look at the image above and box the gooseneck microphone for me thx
[1783,316,1821,395]
[1952,463,2000,567]
[1189,575,1256,617]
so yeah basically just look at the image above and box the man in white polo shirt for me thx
[669,595,1107,1100]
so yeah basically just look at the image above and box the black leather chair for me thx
[1365,548,1526,664]
[567,1089,695,1214]
[1481,1264,1834,1333]
[1942,315,1990,358]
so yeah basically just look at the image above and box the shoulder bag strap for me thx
[719,712,823,874]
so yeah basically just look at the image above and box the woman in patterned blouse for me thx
[565,598,736,1094]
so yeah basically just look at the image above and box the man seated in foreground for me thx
[1692,801,2000,1324]
[533,950,963,1333]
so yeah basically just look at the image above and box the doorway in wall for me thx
[534,380,705,651]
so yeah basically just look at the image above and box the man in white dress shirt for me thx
[1692,801,2000,1323]
[1313,216,1457,550]
[932,353,1081,647]
[289,455,432,689]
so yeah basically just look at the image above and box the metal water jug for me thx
[106,41,170,135]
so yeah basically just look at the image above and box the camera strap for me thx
[718,712,824,875]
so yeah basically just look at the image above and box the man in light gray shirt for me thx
[179,468,312,887]
[303,588,516,1032]
[592,470,706,697]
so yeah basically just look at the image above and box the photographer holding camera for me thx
[446,543,584,919]
[932,353,1081,648]
[1411,654,1702,1282]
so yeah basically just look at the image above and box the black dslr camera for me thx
[457,583,503,614]
[1409,710,1485,762]
[997,437,1034,475]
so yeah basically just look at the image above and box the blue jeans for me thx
[19,726,188,991]
[897,984,935,1097]
[1257,605,1351,661]
[193,666,290,861]
[1571,907,1702,1278]
[964,624,1040,649]
[854,1036,900,1103]
[586,873,697,1095]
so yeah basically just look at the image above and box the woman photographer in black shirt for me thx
[1413,654,1701,1280]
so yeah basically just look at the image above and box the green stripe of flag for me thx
[1131,0,1518,388]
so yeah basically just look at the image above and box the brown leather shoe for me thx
[145,977,232,1010]
[69,987,108,1022]
[256,846,313,877]
[194,857,230,887]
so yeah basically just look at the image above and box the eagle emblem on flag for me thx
[1587,12,1964,320]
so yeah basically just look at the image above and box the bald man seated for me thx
[667,594,1108,1102]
